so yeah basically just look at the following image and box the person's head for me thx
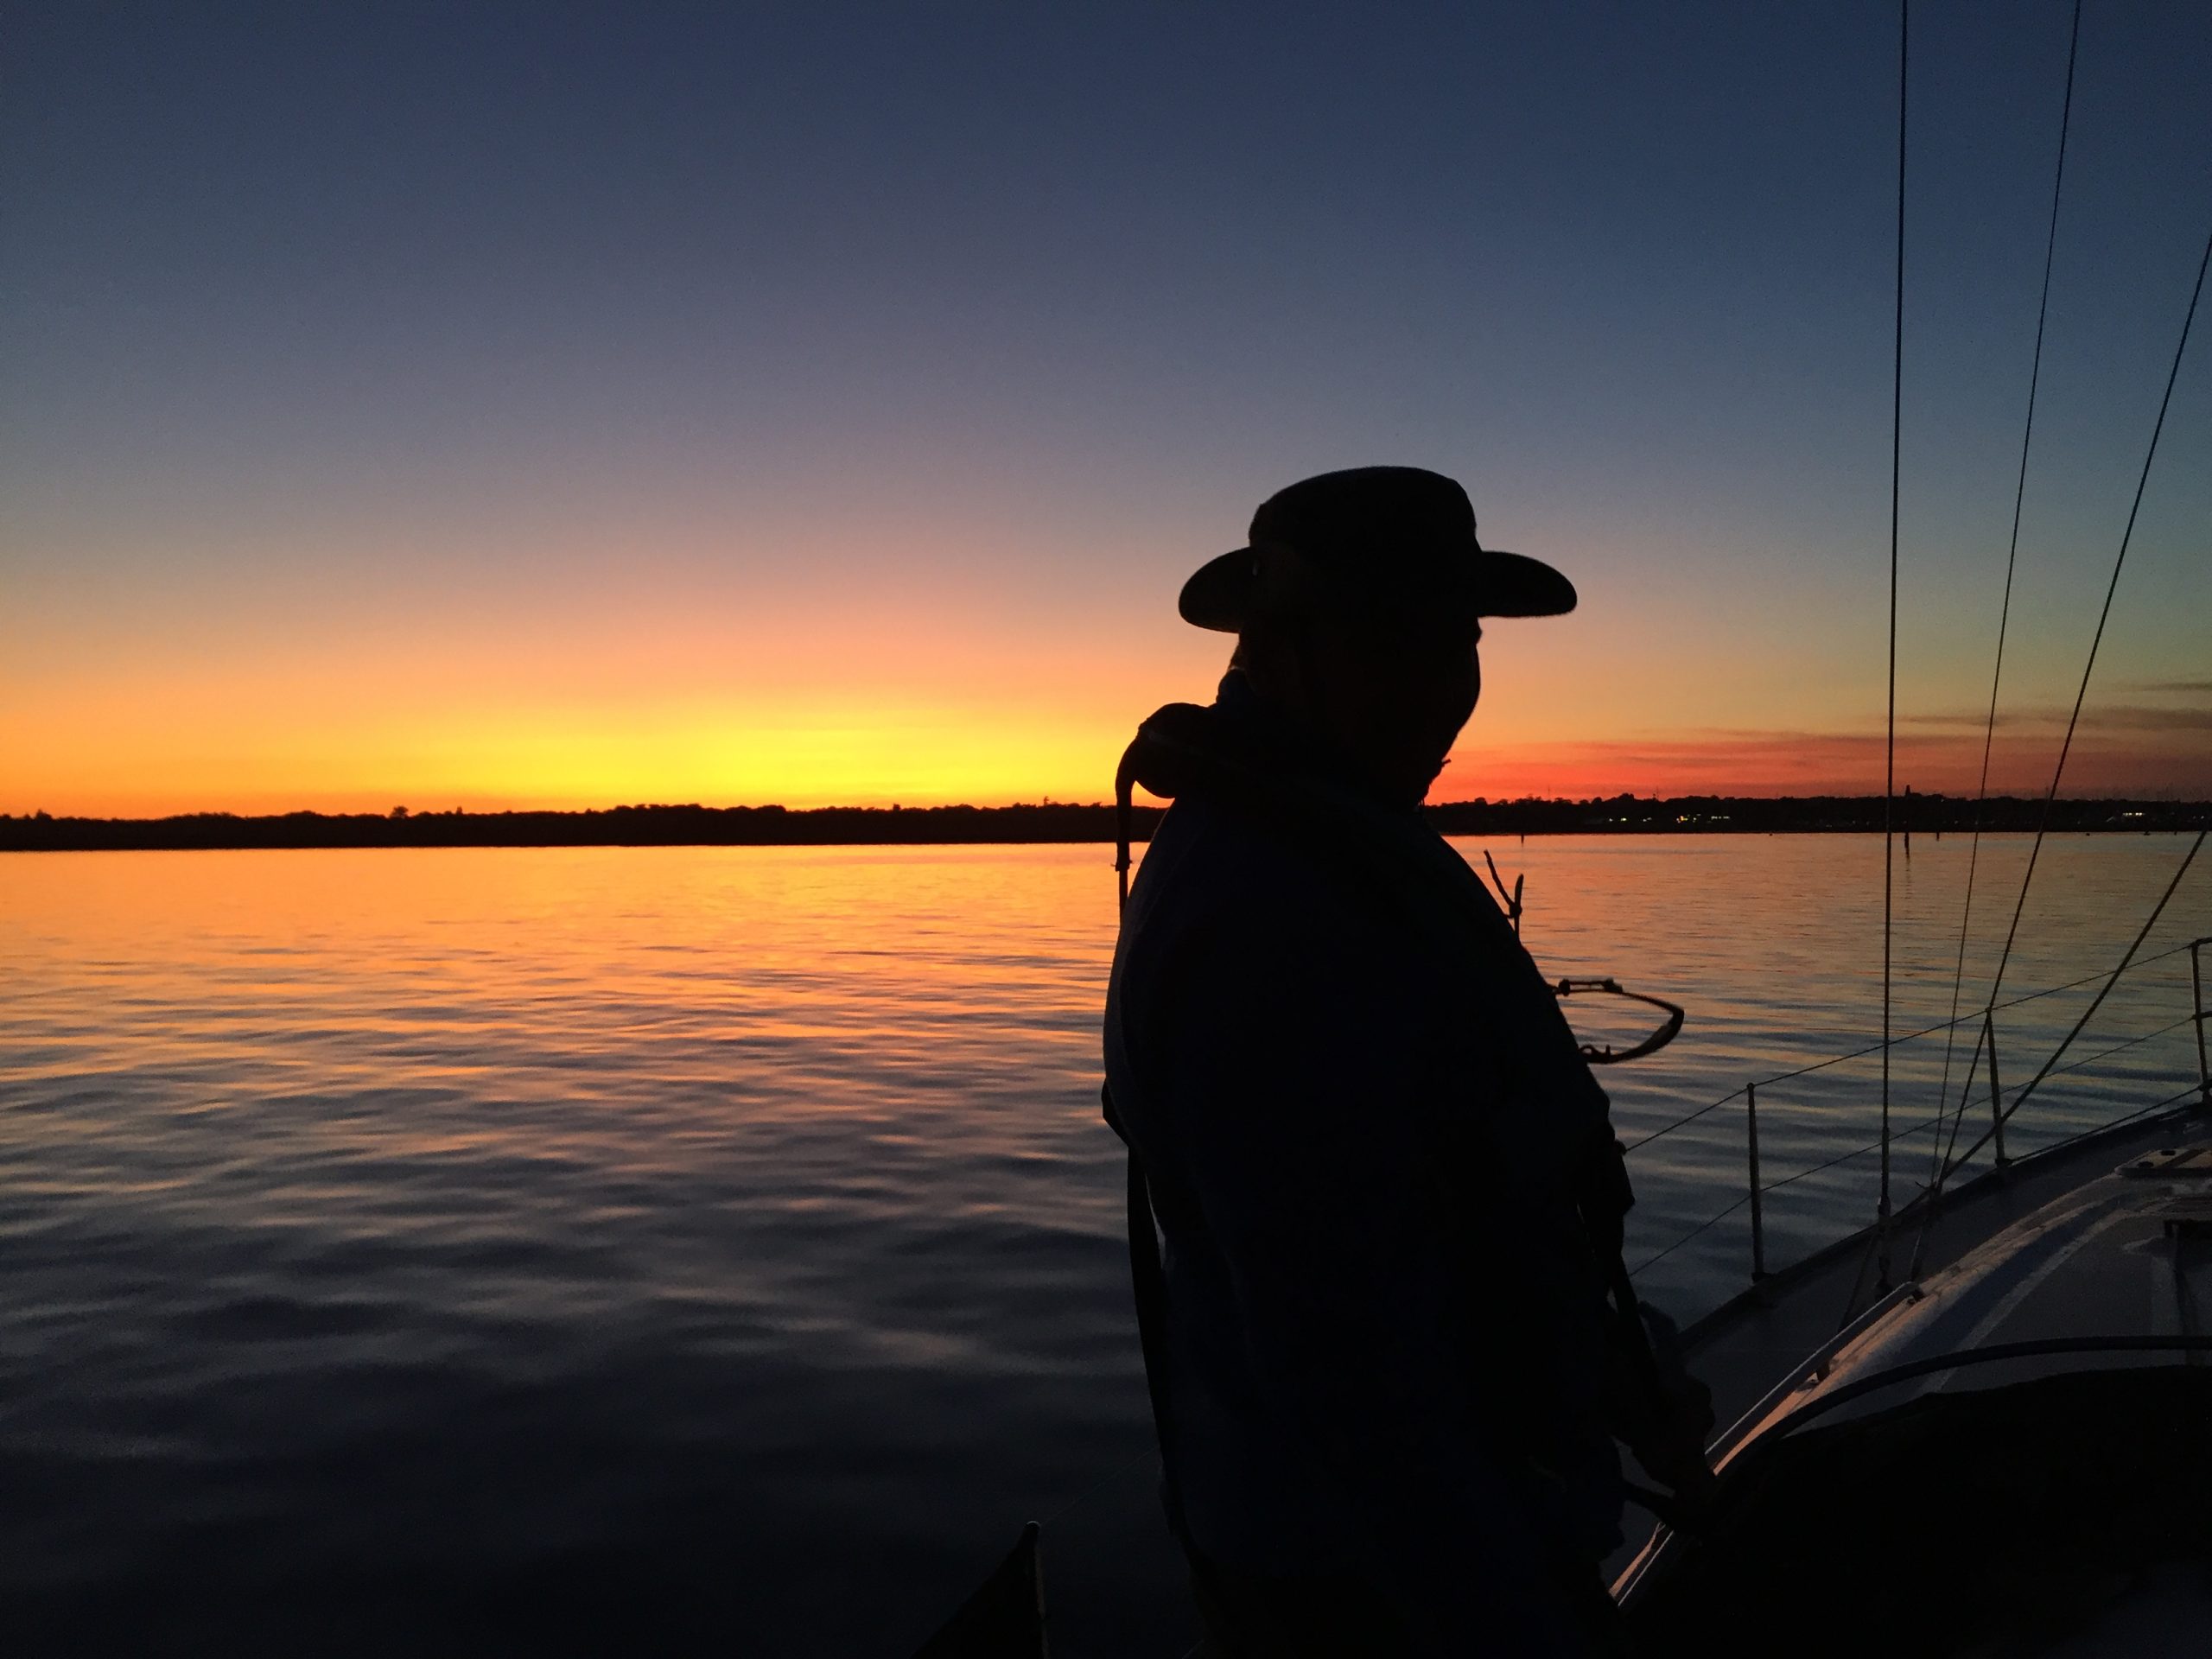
[1228,546,1484,804]
[1178,467,1577,806]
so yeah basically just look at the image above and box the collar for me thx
[1212,671,1418,813]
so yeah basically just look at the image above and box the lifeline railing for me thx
[1621,935,2212,1290]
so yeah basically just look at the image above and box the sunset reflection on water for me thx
[0,836,2204,1652]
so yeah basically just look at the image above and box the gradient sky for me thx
[5,1,2208,815]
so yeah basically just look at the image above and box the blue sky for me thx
[4,1,2207,810]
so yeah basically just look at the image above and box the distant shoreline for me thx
[5,795,2207,852]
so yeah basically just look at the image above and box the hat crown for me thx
[1174,463,1573,632]
[1249,467,1478,565]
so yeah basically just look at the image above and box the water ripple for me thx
[0,838,2203,1652]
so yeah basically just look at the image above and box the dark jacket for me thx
[1103,673,1623,1655]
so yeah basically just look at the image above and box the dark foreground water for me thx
[3,836,2205,1654]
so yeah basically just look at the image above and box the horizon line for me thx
[10,786,2212,825]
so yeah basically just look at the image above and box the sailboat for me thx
[914,2,2212,1651]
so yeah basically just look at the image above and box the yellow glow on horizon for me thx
[2,690,1159,817]
[13,687,2202,817]
[8,538,2207,815]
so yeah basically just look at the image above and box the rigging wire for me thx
[2037,1011,2203,1085]
[1877,0,1910,1288]
[1633,1076,2205,1282]
[1933,830,2205,1182]
[1620,937,2203,1153]
[1925,213,2212,1203]
[1925,0,2082,1201]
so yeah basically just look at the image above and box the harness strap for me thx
[1102,1082,1190,1543]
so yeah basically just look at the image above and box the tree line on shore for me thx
[4,793,2207,851]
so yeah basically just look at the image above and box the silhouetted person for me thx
[1103,468,1706,1656]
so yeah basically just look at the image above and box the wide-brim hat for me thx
[1179,465,1576,632]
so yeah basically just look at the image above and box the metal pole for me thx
[1874,0,1909,1302]
[2192,939,2209,1111]
[1747,1082,1768,1283]
[1986,1009,2008,1170]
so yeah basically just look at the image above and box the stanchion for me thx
[2191,939,2209,1111]
[1747,1081,1768,1286]
[1986,1009,2009,1171]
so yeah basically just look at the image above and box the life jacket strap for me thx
[1101,1081,1191,1546]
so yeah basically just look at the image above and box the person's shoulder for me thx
[1137,794,1333,908]
[1128,794,1382,973]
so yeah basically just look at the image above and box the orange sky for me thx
[7,7,2209,817]
[9,507,2205,816]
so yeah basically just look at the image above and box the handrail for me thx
[1630,1079,2205,1283]
[1554,976,1685,1065]
[1735,1334,2212,1455]
[1624,927,2209,1285]
[1618,925,2202,1282]
[1623,936,2203,1154]
[1930,837,2202,1190]
[2038,1014,2196,1084]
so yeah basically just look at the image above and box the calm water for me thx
[3,836,2206,1654]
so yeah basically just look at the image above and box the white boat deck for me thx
[1606,1104,2211,1577]
[1037,1103,2212,1656]
[1611,1103,2212,1654]
[1663,1103,2210,1460]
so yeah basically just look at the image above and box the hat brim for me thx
[1177,546,1578,632]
